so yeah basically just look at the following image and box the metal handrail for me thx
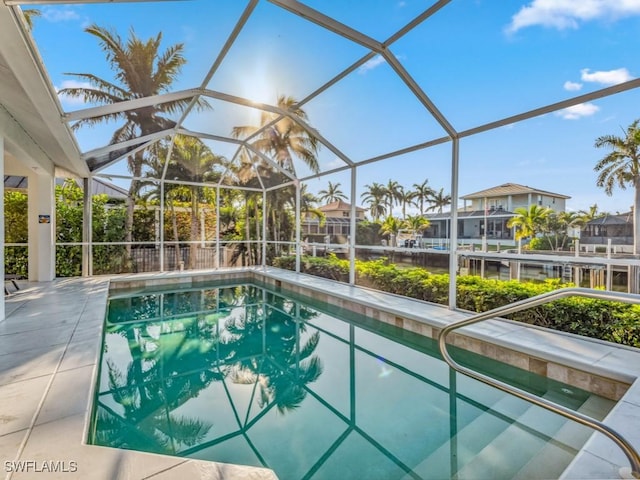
[438,287,640,478]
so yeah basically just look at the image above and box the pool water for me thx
[90,281,614,479]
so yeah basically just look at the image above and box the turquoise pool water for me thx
[90,281,614,479]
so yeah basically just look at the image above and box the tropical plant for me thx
[412,179,435,216]
[383,180,403,217]
[397,186,416,220]
[317,181,347,204]
[231,95,320,259]
[379,216,403,239]
[22,9,41,30]
[594,119,640,254]
[360,182,387,221]
[578,203,606,223]
[59,24,208,261]
[300,183,325,224]
[507,205,552,242]
[538,211,584,250]
[427,188,451,213]
[165,135,224,268]
[231,95,320,176]
[404,214,430,233]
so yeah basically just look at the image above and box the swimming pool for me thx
[90,280,615,479]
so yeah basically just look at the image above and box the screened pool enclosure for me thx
[3,0,640,309]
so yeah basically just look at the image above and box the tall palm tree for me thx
[412,179,434,216]
[594,119,640,254]
[231,95,320,176]
[507,205,552,241]
[317,181,347,204]
[427,188,451,213]
[59,25,208,260]
[361,182,387,221]
[231,95,320,259]
[384,180,403,217]
[397,186,416,220]
[300,184,325,225]
[166,135,224,269]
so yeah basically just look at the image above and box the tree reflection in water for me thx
[92,283,322,455]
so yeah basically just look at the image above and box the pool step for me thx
[453,393,608,480]
[406,391,600,479]
[405,394,534,479]
[511,394,614,480]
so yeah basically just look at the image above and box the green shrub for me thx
[273,254,640,347]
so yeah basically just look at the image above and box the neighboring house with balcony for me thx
[301,200,365,244]
[423,183,571,247]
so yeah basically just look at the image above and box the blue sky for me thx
[27,0,640,216]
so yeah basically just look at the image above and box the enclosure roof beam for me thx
[64,89,200,123]
[268,0,383,52]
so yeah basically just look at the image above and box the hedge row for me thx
[272,255,640,347]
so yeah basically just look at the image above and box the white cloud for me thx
[555,102,600,120]
[506,0,640,33]
[41,6,80,22]
[56,80,93,106]
[358,55,386,74]
[563,80,583,91]
[580,67,633,85]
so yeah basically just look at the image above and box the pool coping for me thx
[1,267,638,479]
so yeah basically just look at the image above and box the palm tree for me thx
[384,180,403,217]
[361,182,387,221]
[507,205,552,241]
[231,95,320,176]
[59,25,208,261]
[231,95,320,259]
[404,214,430,234]
[166,135,224,269]
[412,180,434,216]
[594,119,640,254]
[578,203,606,223]
[22,9,41,30]
[300,184,325,225]
[397,186,416,220]
[317,181,347,204]
[379,216,403,240]
[427,188,451,213]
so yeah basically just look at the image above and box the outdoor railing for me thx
[438,287,640,479]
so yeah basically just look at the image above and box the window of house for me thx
[342,211,349,217]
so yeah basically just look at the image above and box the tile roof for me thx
[461,183,570,200]
[585,213,632,225]
[319,200,365,212]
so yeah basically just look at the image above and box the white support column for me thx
[215,187,220,269]
[28,170,55,281]
[82,177,92,277]
[262,190,267,268]
[349,166,356,285]
[448,138,460,310]
[295,181,301,274]
[160,180,165,272]
[0,134,5,322]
